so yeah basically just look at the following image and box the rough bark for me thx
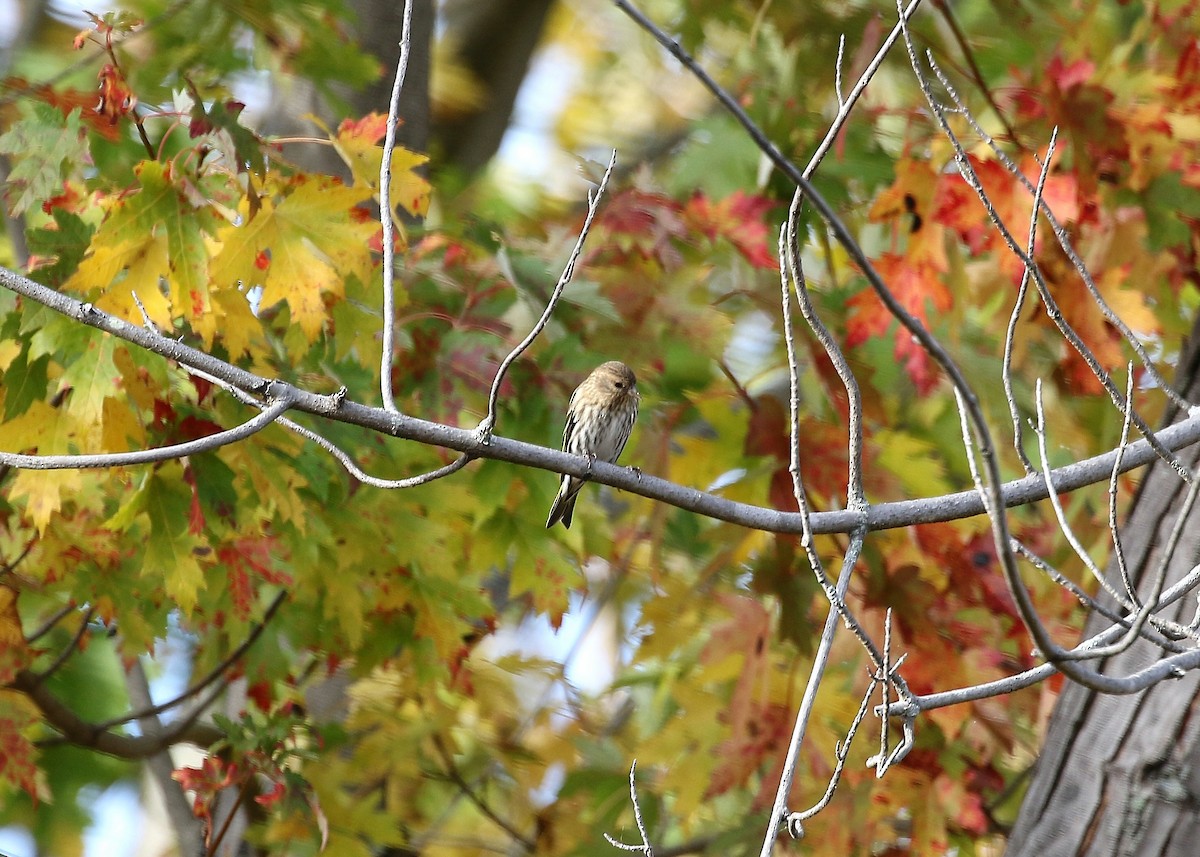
[1007,311,1200,856]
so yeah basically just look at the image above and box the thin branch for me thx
[0,537,36,578]
[801,0,925,182]
[25,601,77,643]
[757,529,868,857]
[929,0,1020,146]
[778,225,883,669]
[195,365,472,489]
[1109,364,1138,606]
[431,734,535,852]
[474,149,617,444]
[0,396,293,471]
[134,297,472,491]
[927,57,1190,415]
[834,34,846,107]
[11,666,224,758]
[1001,131,1052,475]
[1010,540,1192,652]
[604,761,654,855]
[33,606,95,680]
[1033,381,1200,659]
[206,776,252,857]
[1033,378,1131,607]
[785,672,879,838]
[379,0,416,414]
[91,590,286,731]
[3,265,1200,536]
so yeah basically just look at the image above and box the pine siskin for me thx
[545,361,640,529]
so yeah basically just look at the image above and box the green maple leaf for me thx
[69,160,222,328]
[144,469,206,615]
[25,210,94,287]
[59,333,122,428]
[0,103,88,216]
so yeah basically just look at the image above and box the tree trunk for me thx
[1006,312,1200,856]
[259,0,434,176]
[434,0,556,175]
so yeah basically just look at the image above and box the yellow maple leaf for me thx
[212,179,377,341]
[325,112,432,218]
[0,402,85,533]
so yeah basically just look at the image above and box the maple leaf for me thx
[932,153,1079,263]
[846,253,952,394]
[70,160,223,330]
[211,177,377,341]
[0,586,28,684]
[144,470,208,615]
[25,209,95,288]
[188,94,266,174]
[0,76,124,141]
[319,111,432,218]
[59,333,122,428]
[0,690,43,799]
[0,102,89,216]
[683,190,778,269]
[0,401,85,533]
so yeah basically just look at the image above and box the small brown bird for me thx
[545,361,640,529]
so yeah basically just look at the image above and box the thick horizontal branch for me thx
[10,668,224,758]
[2,266,1197,535]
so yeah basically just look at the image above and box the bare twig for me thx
[927,58,1190,415]
[930,0,1020,146]
[778,225,883,666]
[1001,132,1053,475]
[785,672,879,839]
[1010,540,1191,652]
[0,396,293,471]
[380,0,416,414]
[605,761,655,855]
[474,149,618,445]
[1110,364,1138,606]
[135,299,473,491]
[1032,379,1130,606]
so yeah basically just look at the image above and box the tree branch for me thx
[3,264,1200,536]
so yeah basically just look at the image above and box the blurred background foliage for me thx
[0,0,1197,854]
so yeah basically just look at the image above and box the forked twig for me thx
[474,150,618,445]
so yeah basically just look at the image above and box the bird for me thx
[545,361,640,529]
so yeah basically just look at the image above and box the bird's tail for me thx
[545,477,582,529]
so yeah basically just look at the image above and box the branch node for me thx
[321,386,348,415]
[473,414,495,447]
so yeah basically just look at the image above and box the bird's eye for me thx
[614,381,625,389]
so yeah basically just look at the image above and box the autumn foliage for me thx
[0,2,1198,856]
